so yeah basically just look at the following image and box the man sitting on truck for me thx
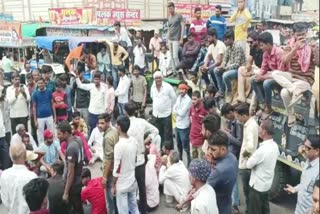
[271,23,319,126]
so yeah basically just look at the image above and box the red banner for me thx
[175,3,216,23]
[48,7,94,25]
[96,9,141,26]
[0,22,21,45]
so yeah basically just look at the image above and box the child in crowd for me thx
[131,65,147,118]
[70,111,88,139]
[52,80,68,123]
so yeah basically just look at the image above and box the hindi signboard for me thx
[175,3,216,23]
[48,7,94,25]
[0,22,21,45]
[96,9,141,26]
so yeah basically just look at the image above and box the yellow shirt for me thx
[230,8,252,41]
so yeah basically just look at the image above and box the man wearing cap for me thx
[150,71,176,148]
[149,30,163,67]
[285,135,320,214]
[173,81,192,165]
[0,143,37,214]
[39,129,64,174]
[189,159,219,214]
[167,2,185,74]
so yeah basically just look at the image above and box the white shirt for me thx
[115,75,131,104]
[133,45,146,68]
[239,117,259,169]
[0,164,37,214]
[113,136,138,193]
[1,56,13,73]
[191,184,219,214]
[88,127,103,160]
[150,81,176,118]
[97,52,111,72]
[11,133,38,150]
[173,94,192,129]
[128,116,159,166]
[206,40,226,63]
[159,161,192,199]
[0,86,6,137]
[159,51,172,74]
[246,139,280,192]
[6,85,30,118]
[115,27,133,47]
[145,154,160,208]
[76,78,108,114]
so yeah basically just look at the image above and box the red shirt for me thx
[260,46,285,75]
[52,90,68,121]
[30,209,49,214]
[190,19,207,43]
[81,177,107,214]
[189,103,208,146]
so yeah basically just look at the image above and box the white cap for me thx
[153,71,163,78]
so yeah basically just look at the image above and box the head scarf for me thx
[188,158,211,182]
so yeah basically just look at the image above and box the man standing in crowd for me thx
[221,103,243,212]
[99,113,119,214]
[97,46,111,81]
[173,82,192,165]
[201,113,221,155]
[246,120,280,214]
[0,143,37,214]
[131,65,147,118]
[207,130,238,214]
[285,135,319,214]
[206,5,226,41]
[57,121,84,214]
[125,102,159,214]
[150,71,176,148]
[167,2,185,75]
[149,30,163,67]
[115,68,131,115]
[72,66,90,123]
[190,7,207,43]
[214,29,246,103]
[230,0,252,52]
[2,51,14,80]
[133,39,147,73]
[75,71,107,135]
[250,32,284,115]
[7,72,30,134]
[112,116,139,214]
[0,82,9,170]
[235,102,259,214]
[79,48,97,76]
[114,21,133,60]
[32,77,56,145]
[189,159,219,214]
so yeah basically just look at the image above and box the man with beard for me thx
[206,130,238,214]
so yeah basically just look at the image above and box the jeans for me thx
[251,79,277,106]
[118,103,126,116]
[175,127,191,166]
[116,190,139,214]
[110,66,119,89]
[168,40,180,72]
[37,116,54,146]
[153,115,173,148]
[10,116,28,135]
[223,69,238,93]
[135,164,147,214]
[232,180,240,207]
[239,169,251,214]
[106,175,118,214]
[0,137,10,170]
[88,113,99,136]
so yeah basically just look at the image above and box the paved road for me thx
[0,160,296,214]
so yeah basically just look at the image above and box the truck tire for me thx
[269,162,290,202]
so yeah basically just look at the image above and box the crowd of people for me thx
[0,0,319,214]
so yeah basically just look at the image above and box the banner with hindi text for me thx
[96,9,141,26]
[48,7,94,25]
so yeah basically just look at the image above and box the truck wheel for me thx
[269,162,290,202]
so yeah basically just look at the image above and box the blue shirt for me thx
[39,141,61,165]
[207,152,238,214]
[32,88,53,118]
[206,15,227,41]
